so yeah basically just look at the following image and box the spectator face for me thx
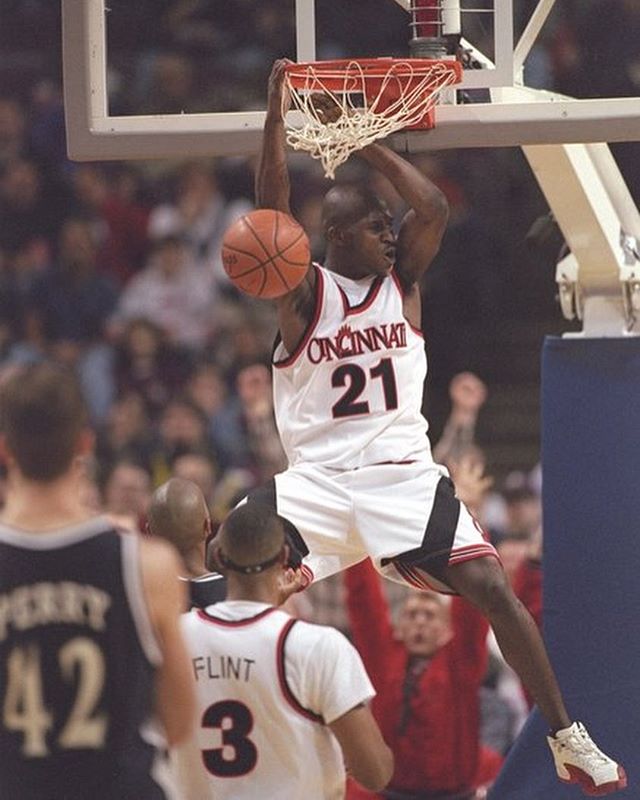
[107,393,148,446]
[397,594,452,657]
[237,364,271,409]
[1,159,40,209]
[125,320,161,359]
[496,537,529,582]
[104,463,151,517]
[172,454,216,502]
[179,164,216,202]
[58,219,97,273]
[153,239,186,277]
[504,492,541,538]
[153,54,193,105]
[189,366,226,416]
[0,99,25,151]
[160,402,206,447]
[73,165,108,210]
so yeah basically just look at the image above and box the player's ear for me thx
[327,224,351,246]
[76,428,95,457]
[207,542,225,573]
[0,435,14,468]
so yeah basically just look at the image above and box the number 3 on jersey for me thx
[331,357,398,419]
[202,700,258,778]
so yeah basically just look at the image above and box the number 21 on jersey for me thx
[331,357,398,419]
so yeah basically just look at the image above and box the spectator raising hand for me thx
[433,372,488,465]
[448,451,494,520]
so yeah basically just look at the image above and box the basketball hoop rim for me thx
[284,57,462,87]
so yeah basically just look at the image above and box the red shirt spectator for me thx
[345,559,492,798]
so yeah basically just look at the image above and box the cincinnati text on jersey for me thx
[0,582,112,641]
[307,322,408,364]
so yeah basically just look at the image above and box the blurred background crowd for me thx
[0,1,638,794]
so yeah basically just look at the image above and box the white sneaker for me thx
[547,722,627,796]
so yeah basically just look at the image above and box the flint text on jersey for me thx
[192,654,255,682]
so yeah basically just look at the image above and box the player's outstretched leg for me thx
[434,557,627,796]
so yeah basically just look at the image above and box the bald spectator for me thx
[147,478,225,609]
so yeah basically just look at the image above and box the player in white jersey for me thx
[248,59,627,796]
[173,503,393,799]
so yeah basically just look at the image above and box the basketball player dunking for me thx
[0,363,195,800]
[250,58,626,796]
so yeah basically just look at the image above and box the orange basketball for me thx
[222,209,311,299]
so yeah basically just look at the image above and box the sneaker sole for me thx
[560,765,628,796]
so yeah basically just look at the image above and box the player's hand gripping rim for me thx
[268,58,293,119]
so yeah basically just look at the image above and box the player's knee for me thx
[464,559,514,617]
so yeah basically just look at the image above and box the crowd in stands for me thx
[0,2,638,796]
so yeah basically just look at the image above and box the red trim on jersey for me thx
[276,618,324,724]
[408,320,425,338]
[337,284,350,316]
[197,606,278,627]
[344,275,384,316]
[273,265,324,369]
[391,268,405,297]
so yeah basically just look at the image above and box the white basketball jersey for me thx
[174,601,375,800]
[273,264,433,469]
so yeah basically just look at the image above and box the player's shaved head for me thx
[216,503,285,572]
[322,184,386,233]
[147,478,209,559]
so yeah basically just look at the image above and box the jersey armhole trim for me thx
[273,264,324,369]
[121,532,163,666]
[277,619,324,724]
[391,268,424,338]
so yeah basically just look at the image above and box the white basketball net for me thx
[284,60,460,179]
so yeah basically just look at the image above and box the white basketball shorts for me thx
[249,460,499,595]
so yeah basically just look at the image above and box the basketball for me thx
[222,209,311,299]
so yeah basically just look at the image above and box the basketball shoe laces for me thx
[555,723,610,762]
[549,721,626,794]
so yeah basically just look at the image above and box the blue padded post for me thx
[489,337,638,799]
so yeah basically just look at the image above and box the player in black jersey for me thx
[147,478,227,609]
[0,363,196,800]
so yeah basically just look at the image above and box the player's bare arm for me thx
[140,537,196,746]
[358,144,449,325]
[256,58,317,355]
[255,59,293,216]
[329,704,394,792]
